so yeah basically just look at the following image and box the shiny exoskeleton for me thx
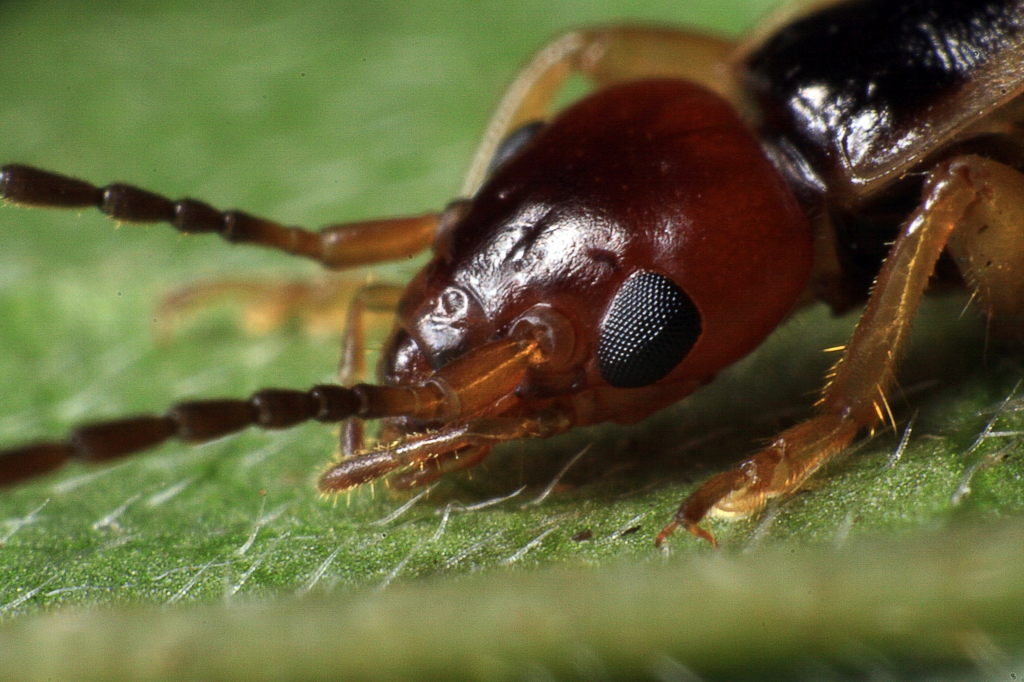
[4,0,1024,546]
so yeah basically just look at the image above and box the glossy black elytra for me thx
[4,0,1024,547]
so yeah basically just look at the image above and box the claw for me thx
[654,519,678,548]
[685,521,718,547]
[654,515,718,548]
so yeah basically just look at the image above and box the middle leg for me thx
[156,274,390,339]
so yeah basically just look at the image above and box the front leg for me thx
[659,155,1018,546]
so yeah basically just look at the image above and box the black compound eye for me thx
[598,271,702,388]
[486,120,545,177]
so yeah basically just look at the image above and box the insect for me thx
[2,0,1023,547]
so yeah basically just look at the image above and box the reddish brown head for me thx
[383,79,813,425]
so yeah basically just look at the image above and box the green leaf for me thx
[1,0,1024,679]
[5,523,1024,681]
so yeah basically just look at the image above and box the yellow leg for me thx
[155,275,399,339]
[461,25,738,195]
[945,157,1024,341]
[338,283,405,384]
[336,283,405,457]
[659,155,1024,546]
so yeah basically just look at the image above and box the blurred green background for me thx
[1,0,1024,679]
